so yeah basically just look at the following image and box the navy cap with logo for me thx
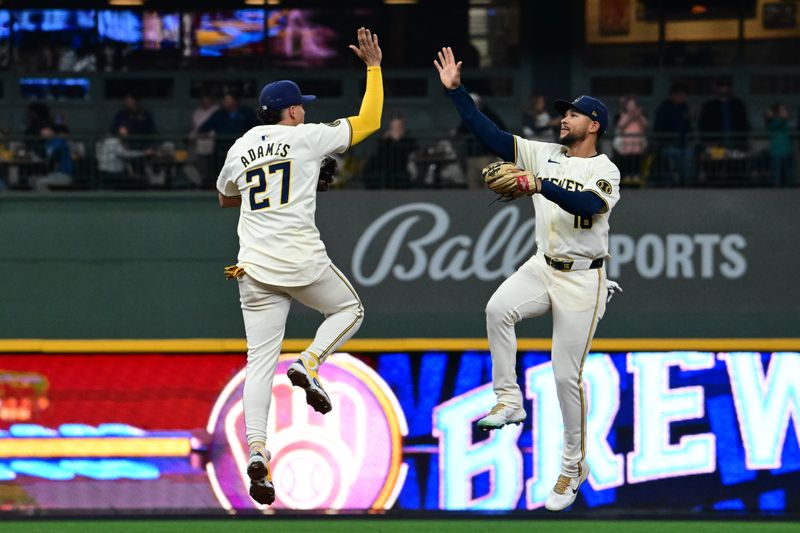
[553,95,609,135]
[259,80,316,111]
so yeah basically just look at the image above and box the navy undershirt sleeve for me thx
[448,85,603,217]
[447,85,515,162]
[540,180,605,217]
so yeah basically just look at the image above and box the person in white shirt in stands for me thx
[96,126,152,189]
[185,94,219,188]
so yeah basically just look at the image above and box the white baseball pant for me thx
[485,253,606,478]
[237,264,364,447]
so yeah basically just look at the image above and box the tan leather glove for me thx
[482,161,540,201]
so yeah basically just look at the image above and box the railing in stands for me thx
[0,131,797,191]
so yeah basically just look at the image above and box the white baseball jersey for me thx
[514,136,621,260]
[216,119,351,286]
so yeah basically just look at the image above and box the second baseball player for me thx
[435,46,622,512]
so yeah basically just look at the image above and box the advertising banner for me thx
[314,190,800,338]
[1,350,798,514]
[2,191,799,340]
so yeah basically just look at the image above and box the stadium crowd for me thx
[0,79,796,191]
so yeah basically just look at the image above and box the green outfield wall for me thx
[1,190,797,340]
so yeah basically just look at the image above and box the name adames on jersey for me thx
[240,142,291,168]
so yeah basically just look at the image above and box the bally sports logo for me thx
[206,354,408,512]
[352,203,535,287]
[351,202,748,284]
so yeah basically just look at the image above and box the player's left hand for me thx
[434,47,462,90]
[318,156,337,192]
[481,161,540,201]
[349,27,382,67]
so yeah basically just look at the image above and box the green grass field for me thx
[2,520,797,533]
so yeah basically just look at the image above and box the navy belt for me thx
[544,254,604,271]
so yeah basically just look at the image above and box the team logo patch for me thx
[324,120,341,127]
[596,179,612,194]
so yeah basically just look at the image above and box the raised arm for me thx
[346,27,383,146]
[434,47,515,162]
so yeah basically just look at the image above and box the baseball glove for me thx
[224,265,245,279]
[482,161,539,201]
[318,156,337,192]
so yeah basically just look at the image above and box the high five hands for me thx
[349,27,382,67]
[434,47,462,90]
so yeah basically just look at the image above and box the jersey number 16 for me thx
[573,214,593,229]
[246,161,291,210]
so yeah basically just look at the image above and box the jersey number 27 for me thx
[246,161,291,210]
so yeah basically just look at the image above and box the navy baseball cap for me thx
[554,95,609,134]
[259,80,316,111]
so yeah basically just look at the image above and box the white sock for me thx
[250,442,266,457]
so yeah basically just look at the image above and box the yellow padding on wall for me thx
[0,338,799,353]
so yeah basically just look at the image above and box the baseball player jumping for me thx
[216,27,383,506]
[435,47,621,512]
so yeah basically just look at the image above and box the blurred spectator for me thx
[457,92,505,188]
[198,93,259,138]
[765,103,794,187]
[96,126,152,189]
[365,115,418,189]
[185,94,220,188]
[415,137,465,188]
[29,125,74,191]
[698,79,750,183]
[612,96,648,184]
[654,82,692,184]
[191,94,219,151]
[198,93,259,185]
[0,126,10,191]
[24,103,53,137]
[698,79,749,151]
[521,93,559,142]
[58,39,96,72]
[457,92,507,139]
[111,94,156,148]
[99,43,119,72]
[51,111,71,136]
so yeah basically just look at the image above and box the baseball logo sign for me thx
[206,353,408,512]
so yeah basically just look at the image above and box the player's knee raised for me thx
[485,299,508,324]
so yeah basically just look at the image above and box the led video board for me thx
[0,350,797,514]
